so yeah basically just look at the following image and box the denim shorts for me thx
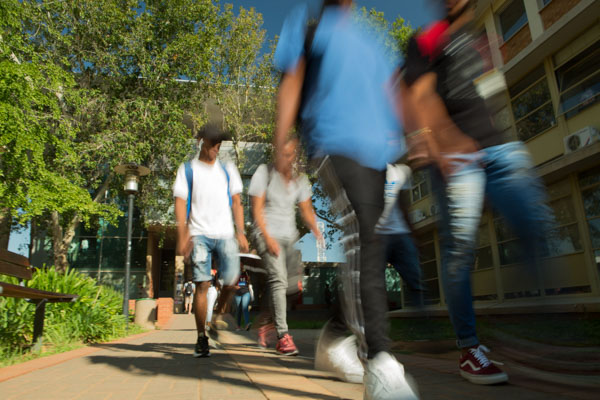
[190,235,240,286]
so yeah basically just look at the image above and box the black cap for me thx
[198,123,231,142]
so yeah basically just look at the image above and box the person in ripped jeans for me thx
[173,123,249,358]
[249,136,322,356]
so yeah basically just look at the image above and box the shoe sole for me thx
[277,349,299,356]
[460,370,508,385]
[193,352,210,358]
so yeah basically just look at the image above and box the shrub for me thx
[0,267,129,359]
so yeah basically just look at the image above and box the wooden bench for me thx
[0,249,78,352]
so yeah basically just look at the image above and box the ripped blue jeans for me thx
[433,142,552,349]
[190,235,240,286]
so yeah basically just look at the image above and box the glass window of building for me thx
[411,169,430,203]
[555,41,600,119]
[499,0,528,41]
[579,166,600,278]
[474,222,493,271]
[414,231,440,305]
[509,65,556,141]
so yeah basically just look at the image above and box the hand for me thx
[237,232,249,253]
[265,235,280,257]
[177,229,193,260]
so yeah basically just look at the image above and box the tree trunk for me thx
[51,211,78,273]
[0,210,11,250]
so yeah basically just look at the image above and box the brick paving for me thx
[0,314,594,399]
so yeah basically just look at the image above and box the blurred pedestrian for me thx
[173,123,249,358]
[375,164,424,309]
[234,267,252,331]
[183,280,196,314]
[273,0,417,398]
[249,137,322,356]
[400,0,552,385]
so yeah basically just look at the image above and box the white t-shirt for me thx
[248,164,312,240]
[173,158,243,238]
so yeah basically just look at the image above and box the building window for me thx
[509,65,556,141]
[499,0,528,41]
[555,41,600,119]
[579,166,600,279]
[402,231,439,306]
[411,169,430,203]
[474,223,493,271]
[539,0,552,8]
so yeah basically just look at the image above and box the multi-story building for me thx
[397,0,600,313]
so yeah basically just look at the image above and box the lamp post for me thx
[114,163,150,322]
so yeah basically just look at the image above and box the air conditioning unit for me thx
[408,209,427,224]
[564,126,600,154]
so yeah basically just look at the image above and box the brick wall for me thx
[156,297,174,328]
[500,23,532,63]
[540,0,581,30]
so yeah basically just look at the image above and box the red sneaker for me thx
[257,323,276,349]
[276,333,299,356]
[459,345,508,385]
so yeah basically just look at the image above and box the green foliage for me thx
[0,267,130,360]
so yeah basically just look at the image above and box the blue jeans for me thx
[433,142,552,349]
[190,235,240,285]
[234,291,251,327]
[380,233,424,308]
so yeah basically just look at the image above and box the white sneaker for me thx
[315,333,364,384]
[364,352,419,400]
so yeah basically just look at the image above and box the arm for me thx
[401,72,479,176]
[231,193,249,253]
[251,194,280,256]
[174,197,192,258]
[298,198,323,244]
[274,59,306,172]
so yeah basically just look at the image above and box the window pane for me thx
[493,106,513,132]
[512,79,552,120]
[420,181,429,197]
[579,166,600,187]
[509,66,545,97]
[499,0,528,41]
[556,41,600,90]
[588,218,600,248]
[419,242,436,263]
[516,102,556,141]
[495,217,516,242]
[545,225,582,256]
[412,186,421,202]
[547,179,571,199]
[475,246,493,270]
[562,73,600,119]
[422,260,438,280]
[582,187,600,218]
[550,197,577,225]
[477,223,490,246]
[499,239,520,265]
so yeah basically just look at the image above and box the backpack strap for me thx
[220,161,232,207]
[184,161,193,221]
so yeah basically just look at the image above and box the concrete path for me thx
[0,315,594,399]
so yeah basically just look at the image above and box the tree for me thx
[9,0,227,271]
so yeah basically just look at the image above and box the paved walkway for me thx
[0,315,595,399]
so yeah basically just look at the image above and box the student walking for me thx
[400,0,553,385]
[173,123,249,358]
[273,1,418,398]
[249,137,322,356]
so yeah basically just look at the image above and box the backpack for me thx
[184,282,193,296]
[184,160,231,221]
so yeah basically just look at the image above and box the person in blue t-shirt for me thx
[272,1,417,398]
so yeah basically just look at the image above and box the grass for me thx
[0,323,146,368]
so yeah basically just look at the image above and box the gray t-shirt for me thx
[248,164,312,240]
